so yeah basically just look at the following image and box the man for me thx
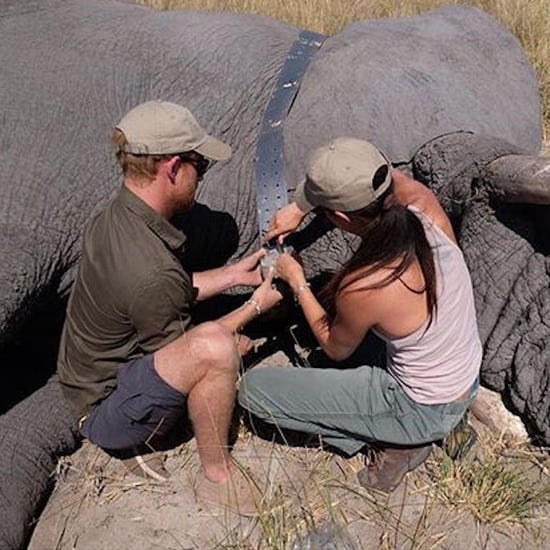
[57,100,281,516]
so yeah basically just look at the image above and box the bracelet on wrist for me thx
[245,298,262,316]
[294,282,311,301]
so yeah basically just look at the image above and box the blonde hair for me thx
[111,129,172,182]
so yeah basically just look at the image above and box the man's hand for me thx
[227,248,265,287]
[265,202,307,243]
[193,248,265,301]
[251,268,283,312]
[235,333,254,357]
[217,268,283,334]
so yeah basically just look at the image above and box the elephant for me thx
[1,0,549,548]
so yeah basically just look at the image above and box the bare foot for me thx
[195,466,263,517]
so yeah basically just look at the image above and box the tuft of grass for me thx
[426,441,550,525]
[135,0,550,140]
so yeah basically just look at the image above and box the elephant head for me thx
[413,132,550,441]
[1,1,548,548]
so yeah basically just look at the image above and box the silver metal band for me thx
[254,29,325,239]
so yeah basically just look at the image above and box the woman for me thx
[238,137,481,492]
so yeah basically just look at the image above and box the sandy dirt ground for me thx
[27,433,550,550]
[28,344,550,550]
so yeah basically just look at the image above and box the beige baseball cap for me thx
[116,100,231,161]
[294,137,392,213]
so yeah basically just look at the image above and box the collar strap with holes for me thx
[254,29,326,240]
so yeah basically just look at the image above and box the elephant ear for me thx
[0,376,80,550]
[411,131,522,226]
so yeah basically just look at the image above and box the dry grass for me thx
[220,411,550,548]
[135,0,550,133]
[425,440,550,525]
[204,430,550,548]
[36,424,550,549]
[42,355,549,548]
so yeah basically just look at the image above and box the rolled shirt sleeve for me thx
[129,267,195,353]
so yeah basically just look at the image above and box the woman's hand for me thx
[276,252,307,291]
[265,202,307,243]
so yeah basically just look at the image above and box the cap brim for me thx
[195,135,232,161]
[293,180,315,214]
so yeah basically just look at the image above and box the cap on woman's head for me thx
[115,100,231,161]
[294,137,392,213]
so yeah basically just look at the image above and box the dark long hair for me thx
[319,187,438,327]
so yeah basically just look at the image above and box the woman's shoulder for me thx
[338,264,399,295]
[392,170,457,244]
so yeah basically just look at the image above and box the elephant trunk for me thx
[0,376,80,550]
[484,154,550,204]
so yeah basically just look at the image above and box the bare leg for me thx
[186,357,238,483]
[154,322,239,483]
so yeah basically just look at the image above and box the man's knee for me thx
[184,322,238,369]
[155,322,239,377]
[155,322,238,391]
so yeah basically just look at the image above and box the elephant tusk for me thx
[469,386,529,444]
[484,154,550,204]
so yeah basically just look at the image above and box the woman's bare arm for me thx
[277,253,380,361]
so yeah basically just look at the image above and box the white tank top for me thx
[373,206,482,404]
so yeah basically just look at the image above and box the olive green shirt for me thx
[58,186,195,416]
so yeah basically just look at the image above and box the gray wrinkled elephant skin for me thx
[0,1,546,548]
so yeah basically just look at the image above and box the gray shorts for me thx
[238,364,478,456]
[80,354,187,451]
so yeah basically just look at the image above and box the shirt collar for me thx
[117,186,186,251]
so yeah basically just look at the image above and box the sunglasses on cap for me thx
[178,152,210,179]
